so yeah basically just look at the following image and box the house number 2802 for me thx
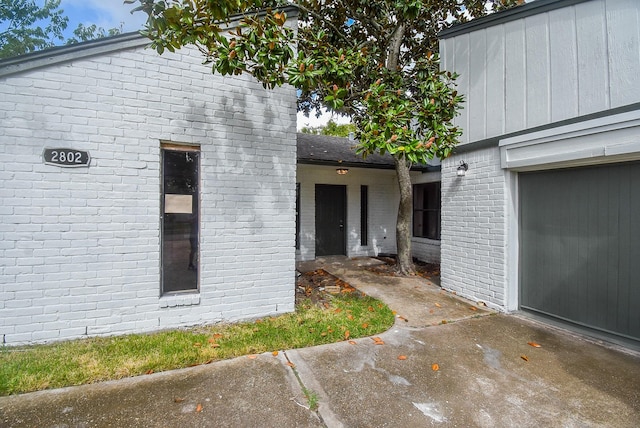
[51,150,81,163]
[43,148,90,168]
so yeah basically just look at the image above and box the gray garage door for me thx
[520,161,640,345]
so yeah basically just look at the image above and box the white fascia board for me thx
[499,109,640,171]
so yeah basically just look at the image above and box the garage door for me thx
[519,161,640,345]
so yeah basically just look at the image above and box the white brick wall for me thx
[0,35,297,345]
[296,164,400,261]
[440,148,507,309]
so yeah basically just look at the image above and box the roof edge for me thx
[439,0,592,39]
[0,32,147,78]
[0,5,299,79]
[298,159,436,172]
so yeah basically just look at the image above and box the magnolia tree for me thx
[130,0,520,275]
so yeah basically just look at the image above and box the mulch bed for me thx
[295,269,361,306]
[295,256,440,306]
[365,256,440,280]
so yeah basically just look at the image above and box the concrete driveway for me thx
[1,257,639,427]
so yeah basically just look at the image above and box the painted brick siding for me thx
[0,37,297,344]
[296,165,400,261]
[440,148,507,309]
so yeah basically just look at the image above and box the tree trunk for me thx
[394,155,415,275]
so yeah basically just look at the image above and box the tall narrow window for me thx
[161,145,200,294]
[361,185,368,246]
[413,182,441,240]
[295,183,300,250]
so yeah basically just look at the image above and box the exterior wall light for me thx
[336,168,349,175]
[457,161,468,177]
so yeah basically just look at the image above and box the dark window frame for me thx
[412,182,441,240]
[295,183,300,250]
[360,185,368,246]
[160,144,201,295]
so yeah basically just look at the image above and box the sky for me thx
[59,0,147,36]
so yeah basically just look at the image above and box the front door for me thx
[315,184,346,256]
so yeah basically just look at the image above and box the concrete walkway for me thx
[2,257,639,427]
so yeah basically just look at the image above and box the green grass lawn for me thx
[0,294,394,396]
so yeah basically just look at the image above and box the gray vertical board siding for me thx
[606,0,640,108]
[519,162,640,343]
[453,33,471,143]
[525,11,551,129]
[441,0,640,146]
[485,24,506,138]
[504,18,527,136]
[576,0,610,115]
[468,29,487,142]
[549,5,579,122]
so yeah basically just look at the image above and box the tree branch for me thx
[386,22,405,70]
[293,2,356,48]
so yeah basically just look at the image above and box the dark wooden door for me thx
[315,184,347,256]
[519,161,640,345]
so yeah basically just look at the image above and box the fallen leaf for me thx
[272,351,279,356]
[368,306,374,312]
[203,359,213,364]
[398,355,407,360]
[441,320,447,324]
[347,314,354,320]
[348,340,356,345]
[398,315,409,322]
[248,355,258,360]
[392,310,397,315]
[287,361,295,368]
[174,397,185,403]
[435,303,442,308]
[344,330,350,340]
[321,332,327,337]
[210,343,220,348]
[213,333,223,339]
[469,306,478,311]
[145,369,154,375]
[255,319,263,323]
[361,323,369,329]
[521,355,529,362]
[196,403,203,413]
[528,342,541,348]
[372,337,385,345]
[334,308,342,313]
[431,363,439,371]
